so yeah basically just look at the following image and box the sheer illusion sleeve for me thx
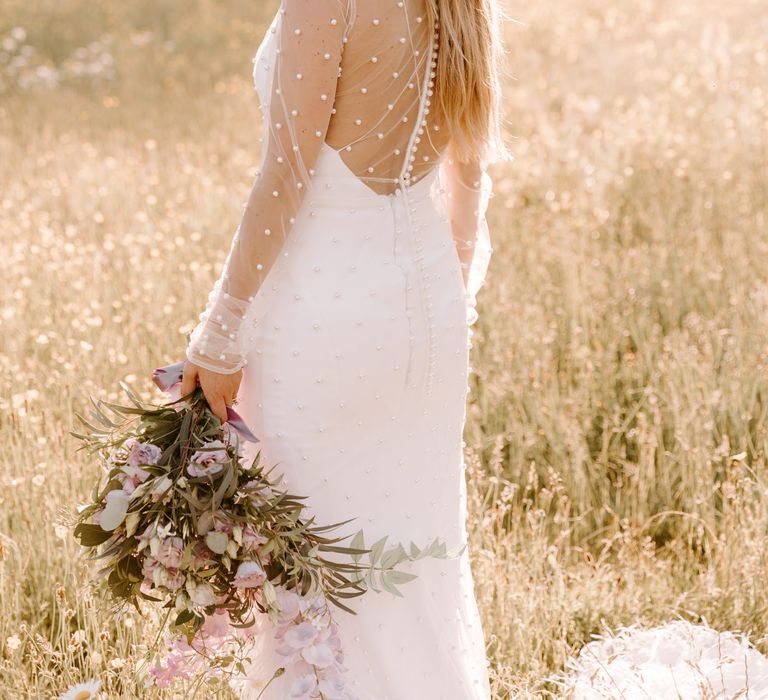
[185,1,349,373]
[439,141,494,326]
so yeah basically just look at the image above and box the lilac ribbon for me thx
[152,361,259,443]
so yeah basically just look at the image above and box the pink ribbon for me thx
[152,361,259,443]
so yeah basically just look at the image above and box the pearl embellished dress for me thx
[186,2,494,698]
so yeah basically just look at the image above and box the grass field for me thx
[1,0,768,697]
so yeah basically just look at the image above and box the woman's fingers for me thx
[178,362,242,423]
[197,368,243,424]
[180,361,199,397]
[208,394,229,424]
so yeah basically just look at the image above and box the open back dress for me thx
[186,2,494,697]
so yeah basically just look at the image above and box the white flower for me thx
[59,680,101,700]
[233,560,267,589]
[98,490,130,531]
[185,578,216,606]
[6,634,21,651]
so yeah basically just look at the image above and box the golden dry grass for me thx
[1,0,768,697]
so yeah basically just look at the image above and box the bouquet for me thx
[70,361,455,697]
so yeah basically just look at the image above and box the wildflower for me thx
[288,671,318,699]
[59,679,101,700]
[318,667,346,698]
[302,640,336,668]
[280,621,317,652]
[6,634,21,651]
[276,587,301,620]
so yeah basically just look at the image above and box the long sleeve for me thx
[186,1,349,373]
[439,141,494,326]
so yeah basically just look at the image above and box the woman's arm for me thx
[185,0,348,375]
[440,140,494,324]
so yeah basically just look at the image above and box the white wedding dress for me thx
[185,2,494,698]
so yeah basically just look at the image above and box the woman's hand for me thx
[180,360,243,424]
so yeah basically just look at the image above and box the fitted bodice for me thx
[253,0,449,196]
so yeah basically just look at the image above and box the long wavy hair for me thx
[425,0,509,164]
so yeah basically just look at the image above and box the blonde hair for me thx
[425,0,509,165]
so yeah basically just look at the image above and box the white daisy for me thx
[59,680,101,700]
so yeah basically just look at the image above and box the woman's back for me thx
[327,0,449,193]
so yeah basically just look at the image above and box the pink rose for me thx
[142,556,159,584]
[189,542,215,571]
[241,527,268,552]
[155,536,184,569]
[125,438,162,470]
[187,440,229,478]
[233,560,267,589]
[153,565,185,591]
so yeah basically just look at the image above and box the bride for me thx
[179,0,507,697]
